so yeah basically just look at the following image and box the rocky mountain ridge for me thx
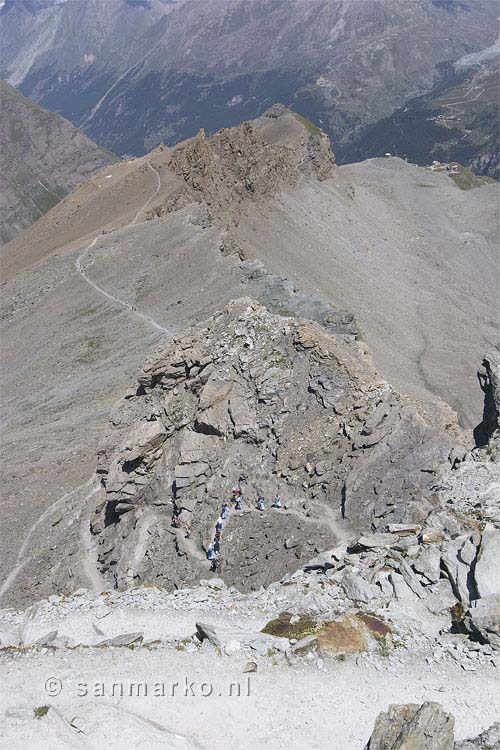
[158,106,335,229]
[0,107,497,612]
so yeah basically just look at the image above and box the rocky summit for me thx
[91,298,465,592]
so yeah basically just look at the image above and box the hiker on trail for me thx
[215,517,224,532]
[273,494,282,509]
[213,537,221,554]
[221,503,229,520]
[207,544,215,561]
[257,495,265,512]
[231,487,241,503]
[235,495,243,511]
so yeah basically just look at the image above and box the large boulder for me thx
[195,622,289,656]
[463,595,500,649]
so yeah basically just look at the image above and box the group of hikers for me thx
[206,487,282,570]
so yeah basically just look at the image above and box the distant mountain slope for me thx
[0,81,118,244]
[339,58,500,178]
[0,0,496,158]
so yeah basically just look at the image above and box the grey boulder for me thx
[341,570,380,603]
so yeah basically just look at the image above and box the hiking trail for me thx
[75,161,169,334]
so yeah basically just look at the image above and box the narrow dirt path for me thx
[0,479,100,603]
[131,161,162,224]
[266,502,351,544]
[202,499,350,572]
[75,162,169,334]
[79,489,107,593]
[176,531,211,567]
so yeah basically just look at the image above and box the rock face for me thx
[92,298,464,592]
[474,528,500,599]
[364,702,455,750]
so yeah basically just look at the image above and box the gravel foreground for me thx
[1,583,499,750]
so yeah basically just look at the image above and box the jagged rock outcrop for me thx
[365,702,455,750]
[148,105,335,230]
[92,298,466,592]
[366,703,500,750]
[476,346,500,453]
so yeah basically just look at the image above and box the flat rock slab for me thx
[97,632,144,647]
[196,621,289,656]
